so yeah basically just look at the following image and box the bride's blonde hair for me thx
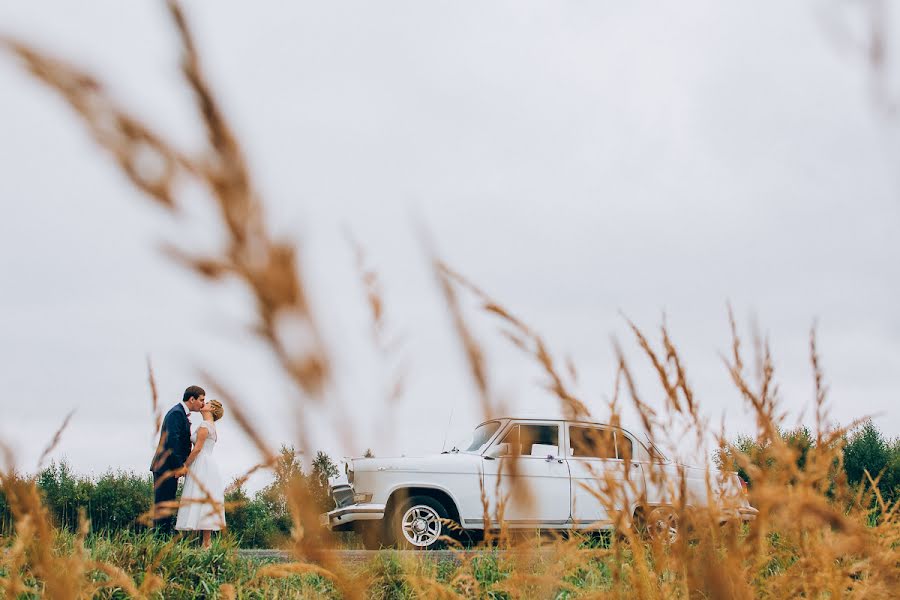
[207,399,224,421]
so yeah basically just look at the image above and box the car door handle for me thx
[545,455,564,464]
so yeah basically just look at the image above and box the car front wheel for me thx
[390,495,449,550]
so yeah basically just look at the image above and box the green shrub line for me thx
[0,445,341,549]
[715,419,900,507]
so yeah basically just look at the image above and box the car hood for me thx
[351,453,483,474]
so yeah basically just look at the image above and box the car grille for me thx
[331,483,354,509]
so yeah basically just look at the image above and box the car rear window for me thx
[569,427,616,459]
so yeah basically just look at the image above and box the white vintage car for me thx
[324,418,756,549]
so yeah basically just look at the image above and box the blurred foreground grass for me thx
[0,529,669,599]
[2,524,867,599]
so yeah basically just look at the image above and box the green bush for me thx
[310,450,339,515]
[0,483,11,536]
[254,446,305,542]
[90,470,154,532]
[34,461,152,533]
[224,485,279,548]
[843,421,900,506]
[717,421,899,508]
[715,426,821,488]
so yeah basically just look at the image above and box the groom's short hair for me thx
[183,385,206,403]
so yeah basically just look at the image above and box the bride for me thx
[176,399,226,548]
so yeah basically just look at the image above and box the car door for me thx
[481,422,571,528]
[567,425,642,528]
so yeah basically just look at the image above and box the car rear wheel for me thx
[390,495,449,550]
[643,506,679,544]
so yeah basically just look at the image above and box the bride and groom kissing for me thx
[151,385,226,548]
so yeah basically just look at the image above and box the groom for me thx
[150,385,205,535]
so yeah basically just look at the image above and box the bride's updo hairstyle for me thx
[208,399,225,421]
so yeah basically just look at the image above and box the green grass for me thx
[1,530,639,599]
[2,521,889,599]
[4,531,333,599]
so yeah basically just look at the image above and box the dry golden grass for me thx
[1,2,899,598]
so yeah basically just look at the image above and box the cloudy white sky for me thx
[1,1,897,490]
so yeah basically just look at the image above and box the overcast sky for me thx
[1,1,898,490]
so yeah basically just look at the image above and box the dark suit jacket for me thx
[151,403,191,475]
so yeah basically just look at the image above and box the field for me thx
[1,1,898,598]
[1,522,889,600]
[0,531,642,599]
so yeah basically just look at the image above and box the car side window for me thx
[616,433,633,461]
[500,424,559,457]
[569,427,616,459]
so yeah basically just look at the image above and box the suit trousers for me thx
[153,471,179,535]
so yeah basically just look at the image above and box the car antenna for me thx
[441,405,455,453]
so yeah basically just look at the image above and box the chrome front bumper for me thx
[737,506,759,521]
[321,503,386,529]
[719,505,759,523]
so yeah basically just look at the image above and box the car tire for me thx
[389,495,450,550]
[637,505,679,544]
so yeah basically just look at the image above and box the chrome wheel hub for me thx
[401,505,441,547]
[647,508,679,544]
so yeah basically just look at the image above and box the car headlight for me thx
[353,493,373,503]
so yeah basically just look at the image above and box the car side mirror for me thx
[485,443,510,459]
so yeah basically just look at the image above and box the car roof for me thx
[477,417,640,435]
[476,417,666,456]
[474,417,668,460]
[480,417,624,426]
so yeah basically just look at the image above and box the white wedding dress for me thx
[175,421,226,531]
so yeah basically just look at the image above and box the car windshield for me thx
[465,421,501,452]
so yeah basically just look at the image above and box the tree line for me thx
[715,419,899,508]
[0,445,344,548]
